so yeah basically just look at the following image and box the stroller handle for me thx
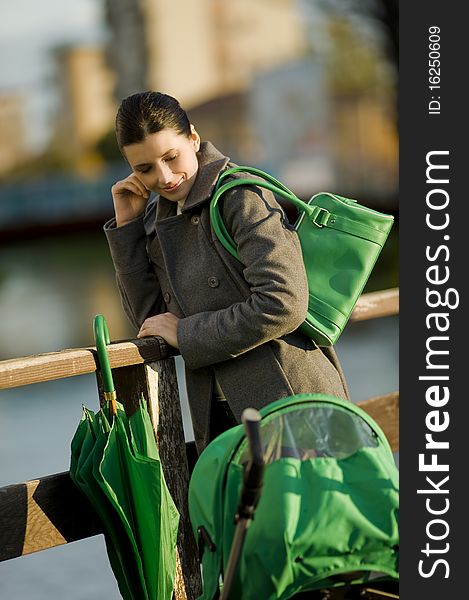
[237,408,265,520]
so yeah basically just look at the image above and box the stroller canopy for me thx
[189,394,399,600]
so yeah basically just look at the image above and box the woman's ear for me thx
[190,124,201,152]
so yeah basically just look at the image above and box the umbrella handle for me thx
[93,314,117,414]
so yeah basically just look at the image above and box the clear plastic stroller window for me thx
[236,404,379,465]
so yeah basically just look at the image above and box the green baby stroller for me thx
[189,394,399,600]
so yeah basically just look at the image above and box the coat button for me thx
[163,292,171,303]
[208,276,219,288]
[191,215,200,225]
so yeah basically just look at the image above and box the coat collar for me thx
[156,141,230,219]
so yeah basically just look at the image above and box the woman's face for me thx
[123,126,201,202]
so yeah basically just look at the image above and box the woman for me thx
[105,91,349,453]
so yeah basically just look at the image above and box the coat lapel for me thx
[182,141,230,212]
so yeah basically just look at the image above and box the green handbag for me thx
[209,166,394,346]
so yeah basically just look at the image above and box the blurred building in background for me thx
[249,58,332,196]
[0,91,30,176]
[105,0,307,106]
[101,0,399,202]
[104,0,148,100]
[186,57,333,197]
[51,44,117,174]
[0,0,398,239]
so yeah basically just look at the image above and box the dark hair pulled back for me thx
[115,91,191,151]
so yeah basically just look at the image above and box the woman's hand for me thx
[111,173,151,227]
[137,313,180,349]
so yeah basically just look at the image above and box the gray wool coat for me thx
[105,141,349,452]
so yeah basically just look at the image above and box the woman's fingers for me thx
[112,176,148,198]
[128,173,150,196]
[111,173,151,226]
[137,313,180,348]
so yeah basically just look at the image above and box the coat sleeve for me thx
[177,185,309,370]
[104,216,166,330]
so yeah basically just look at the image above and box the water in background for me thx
[0,233,398,599]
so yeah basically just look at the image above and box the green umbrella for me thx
[70,315,179,600]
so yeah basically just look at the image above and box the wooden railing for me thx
[0,288,399,600]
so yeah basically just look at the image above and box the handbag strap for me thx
[210,167,313,260]
[213,166,300,199]
[209,167,389,260]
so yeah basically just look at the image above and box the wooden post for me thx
[151,359,202,600]
[101,358,202,600]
